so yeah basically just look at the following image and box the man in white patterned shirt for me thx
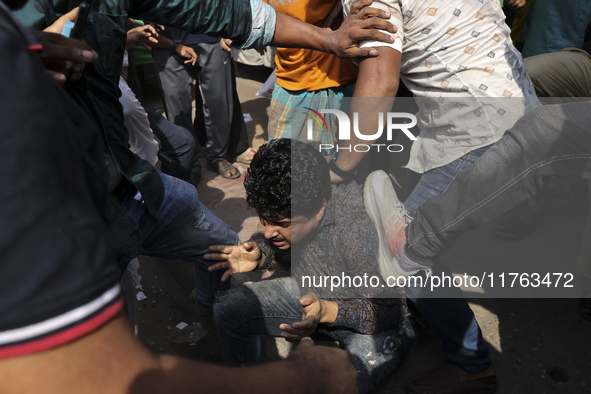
[330,1,539,393]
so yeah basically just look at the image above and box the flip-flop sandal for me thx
[207,159,241,180]
[234,148,257,165]
[493,190,573,240]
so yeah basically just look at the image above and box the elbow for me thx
[374,66,399,97]
[381,78,399,98]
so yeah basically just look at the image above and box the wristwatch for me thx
[329,154,355,182]
[170,40,180,54]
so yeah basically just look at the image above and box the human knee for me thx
[213,286,249,323]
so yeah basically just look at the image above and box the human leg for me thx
[228,62,250,157]
[119,172,239,306]
[194,42,236,167]
[146,108,197,183]
[406,102,591,261]
[213,277,302,366]
[400,147,493,375]
[152,49,202,181]
[365,168,492,372]
[489,49,591,239]
[267,84,354,155]
[152,49,195,133]
[365,102,591,385]
[524,48,591,98]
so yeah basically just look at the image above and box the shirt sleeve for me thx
[128,0,275,49]
[331,298,406,334]
[237,0,277,50]
[119,77,159,167]
[0,7,122,359]
[345,0,403,53]
[255,235,291,272]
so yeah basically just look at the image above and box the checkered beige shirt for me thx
[343,0,540,173]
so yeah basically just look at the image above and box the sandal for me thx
[206,159,241,180]
[234,148,257,165]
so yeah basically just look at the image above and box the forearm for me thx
[271,13,331,52]
[158,354,322,393]
[335,48,400,173]
[148,34,175,50]
[129,0,256,45]
[0,315,331,394]
[319,299,339,324]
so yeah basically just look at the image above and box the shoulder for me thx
[329,182,378,245]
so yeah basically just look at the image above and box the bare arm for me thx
[332,47,401,182]
[147,33,198,65]
[0,315,357,394]
[271,0,396,58]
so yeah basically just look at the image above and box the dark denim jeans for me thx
[407,102,591,260]
[120,172,239,306]
[214,277,417,394]
[404,102,591,372]
[404,146,492,373]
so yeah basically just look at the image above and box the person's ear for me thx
[315,199,328,221]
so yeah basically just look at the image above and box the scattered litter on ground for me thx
[167,323,208,344]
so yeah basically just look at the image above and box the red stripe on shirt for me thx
[0,298,124,359]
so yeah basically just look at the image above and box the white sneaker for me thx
[363,170,425,280]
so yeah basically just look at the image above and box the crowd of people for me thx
[1,0,590,393]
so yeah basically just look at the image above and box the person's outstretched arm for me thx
[271,0,396,58]
[1,314,358,394]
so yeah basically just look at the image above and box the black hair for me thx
[244,138,331,222]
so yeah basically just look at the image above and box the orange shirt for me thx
[264,0,358,91]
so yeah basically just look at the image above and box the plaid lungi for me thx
[268,83,354,155]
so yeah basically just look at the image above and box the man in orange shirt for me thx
[265,0,357,154]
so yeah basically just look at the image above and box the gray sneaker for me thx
[364,170,424,280]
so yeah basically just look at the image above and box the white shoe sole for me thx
[364,170,421,281]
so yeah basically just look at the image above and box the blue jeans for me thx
[214,277,417,394]
[120,172,239,306]
[404,146,492,373]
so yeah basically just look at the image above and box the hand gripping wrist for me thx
[169,40,180,54]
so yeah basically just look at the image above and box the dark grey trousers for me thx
[152,41,247,170]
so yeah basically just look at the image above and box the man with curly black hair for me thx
[243,138,332,248]
[206,138,417,394]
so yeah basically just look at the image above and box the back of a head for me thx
[244,139,331,221]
